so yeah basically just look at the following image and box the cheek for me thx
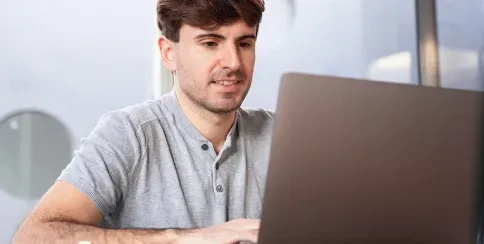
[179,53,212,82]
[196,61,216,79]
[195,60,218,81]
[242,53,256,73]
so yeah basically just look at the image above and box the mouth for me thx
[212,80,241,86]
[211,80,242,93]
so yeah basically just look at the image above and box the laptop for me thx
[258,73,484,244]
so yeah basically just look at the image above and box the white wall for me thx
[0,0,157,148]
[0,0,156,242]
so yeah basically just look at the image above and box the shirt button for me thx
[201,144,209,151]
[215,163,220,170]
[216,185,224,192]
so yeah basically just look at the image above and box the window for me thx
[245,0,419,110]
[436,0,484,91]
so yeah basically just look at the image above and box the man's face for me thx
[171,20,257,114]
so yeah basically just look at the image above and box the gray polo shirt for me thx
[57,90,275,229]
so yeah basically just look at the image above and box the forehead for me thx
[179,20,257,39]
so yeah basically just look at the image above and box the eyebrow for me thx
[194,33,257,42]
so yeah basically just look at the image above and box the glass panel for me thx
[436,0,484,91]
[245,0,419,110]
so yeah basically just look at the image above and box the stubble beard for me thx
[176,66,250,115]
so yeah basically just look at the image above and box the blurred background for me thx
[0,0,483,242]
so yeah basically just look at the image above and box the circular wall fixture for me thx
[0,110,73,200]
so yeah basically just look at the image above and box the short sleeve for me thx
[57,111,143,218]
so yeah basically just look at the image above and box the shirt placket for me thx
[200,141,228,223]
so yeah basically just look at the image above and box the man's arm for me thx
[12,181,180,244]
[12,181,259,244]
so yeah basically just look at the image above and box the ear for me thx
[158,35,176,71]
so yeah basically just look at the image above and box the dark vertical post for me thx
[415,0,441,87]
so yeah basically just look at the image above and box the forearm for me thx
[13,221,182,244]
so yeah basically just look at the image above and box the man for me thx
[13,0,273,243]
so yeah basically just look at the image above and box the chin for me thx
[206,100,242,114]
[204,88,249,113]
[206,107,239,114]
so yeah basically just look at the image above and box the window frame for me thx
[415,0,441,87]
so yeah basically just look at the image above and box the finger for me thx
[247,219,260,231]
[235,219,260,230]
[233,229,259,243]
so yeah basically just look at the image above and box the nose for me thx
[220,44,241,71]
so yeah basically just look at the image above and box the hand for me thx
[177,219,260,244]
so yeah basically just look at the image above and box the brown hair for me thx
[157,0,265,42]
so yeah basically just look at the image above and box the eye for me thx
[203,42,218,48]
[239,42,252,49]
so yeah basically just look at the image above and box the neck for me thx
[174,86,236,152]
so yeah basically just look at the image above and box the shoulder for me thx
[83,97,174,160]
[115,99,168,127]
[238,107,275,122]
[98,94,173,132]
[237,107,275,135]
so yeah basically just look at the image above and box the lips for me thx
[213,80,240,86]
[212,80,242,93]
